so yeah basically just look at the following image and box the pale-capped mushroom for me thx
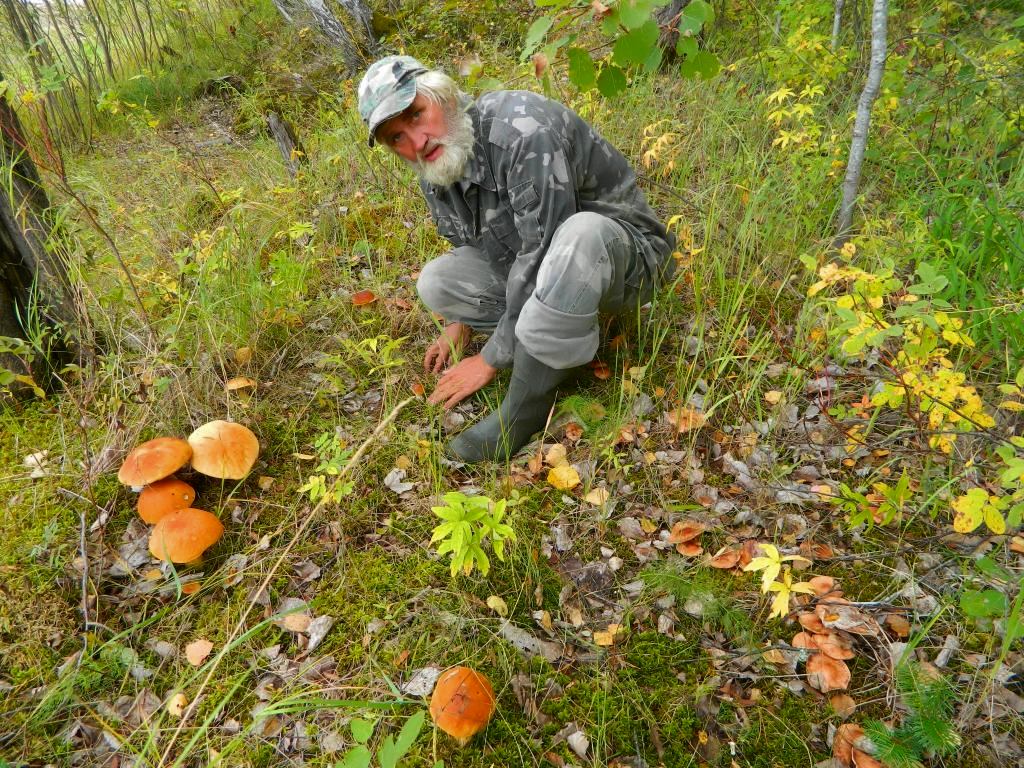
[187,420,259,480]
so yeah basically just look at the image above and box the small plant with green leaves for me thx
[430,492,515,577]
[335,711,442,768]
[0,335,44,398]
[861,663,961,768]
[298,429,354,505]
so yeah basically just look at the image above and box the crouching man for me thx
[357,55,675,463]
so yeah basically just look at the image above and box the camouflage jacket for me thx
[421,90,673,369]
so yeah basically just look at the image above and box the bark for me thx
[271,0,378,72]
[831,0,845,51]
[835,0,888,247]
[0,77,79,372]
[267,112,306,179]
[654,1,686,60]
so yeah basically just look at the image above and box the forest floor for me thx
[1,2,1023,768]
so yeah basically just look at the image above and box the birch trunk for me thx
[271,0,378,73]
[835,0,888,247]
[831,0,845,51]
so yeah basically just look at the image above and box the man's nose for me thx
[411,128,430,154]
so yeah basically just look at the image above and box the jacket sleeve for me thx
[480,128,578,368]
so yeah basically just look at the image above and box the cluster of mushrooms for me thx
[117,420,260,563]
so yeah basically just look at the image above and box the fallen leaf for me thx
[884,613,911,638]
[225,376,256,391]
[166,692,188,717]
[1011,536,1024,554]
[234,346,253,365]
[545,443,568,467]
[593,623,621,646]
[764,390,784,405]
[564,422,584,443]
[352,289,377,306]
[185,639,213,667]
[401,666,442,697]
[830,693,856,718]
[306,615,335,650]
[283,613,312,632]
[258,475,275,491]
[548,464,581,490]
[487,595,509,617]
[665,406,706,434]
[583,487,610,506]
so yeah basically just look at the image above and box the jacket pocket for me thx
[435,215,465,247]
[482,215,517,260]
[508,180,539,214]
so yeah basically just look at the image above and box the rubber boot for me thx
[448,345,575,463]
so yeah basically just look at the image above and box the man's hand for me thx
[427,353,497,410]
[424,322,473,373]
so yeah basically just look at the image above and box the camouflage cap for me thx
[357,55,428,146]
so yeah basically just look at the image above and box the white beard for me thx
[404,105,475,187]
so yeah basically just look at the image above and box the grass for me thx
[1,0,1023,766]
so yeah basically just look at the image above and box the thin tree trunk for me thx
[835,0,888,248]
[271,0,376,73]
[831,0,845,51]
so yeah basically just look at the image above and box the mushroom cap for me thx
[138,477,196,524]
[187,420,259,480]
[148,508,224,563]
[428,666,496,746]
[806,652,851,693]
[118,438,192,486]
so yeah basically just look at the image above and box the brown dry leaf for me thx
[667,520,705,544]
[1011,535,1024,554]
[738,539,761,568]
[225,376,256,391]
[185,639,214,667]
[808,575,836,596]
[545,443,569,467]
[564,422,584,443]
[800,540,836,560]
[830,693,856,719]
[665,406,706,434]
[282,613,312,633]
[806,653,850,693]
[708,546,741,569]
[592,361,611,380]
[818,603,880,636]
[351,289,377,306]
[885,613,911,638]
[548,464,581,491]
[763,648,788,665]
[532,51,548,78]
[593,623,621,647]
[258,475,275,491]
[234,346,253,365]
[833,723,863,766]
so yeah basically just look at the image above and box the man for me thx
[357,55,674,463]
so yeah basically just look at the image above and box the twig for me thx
[157,396,417,767]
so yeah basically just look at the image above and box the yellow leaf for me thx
[985,505,1006,535]
[952,489,986,534]
[486,595,508,617]
[764,390,784,405]
[234,346,253,365]
[593,623,621,646]
[998,400,1024,412]
[583,487,610,506]
[185,639,213,667]
[167,692,188,717]
[548,464,580,490]
[545,443,568,467]
[665,406,706,434]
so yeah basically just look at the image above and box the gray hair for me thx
[415,70,467,110]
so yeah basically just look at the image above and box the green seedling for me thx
[431,492,515,577]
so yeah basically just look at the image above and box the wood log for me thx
[267,112,306,179]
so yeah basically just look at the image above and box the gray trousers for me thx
[417,212,663,370]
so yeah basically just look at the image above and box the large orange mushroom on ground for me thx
[148,508,224,563]
[428,666,496,746]
[187,420,259,480]
[118,437,192,487]
[137,477,196,524]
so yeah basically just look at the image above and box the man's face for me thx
[376,93,449,164]
[375,92,475,187]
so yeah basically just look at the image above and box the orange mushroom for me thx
[187,420,259,480]
[138,477,196,524]
[148,508,224,563]
[806,652,851,693]
[833,723,863,766]
[118,437,192,487]
[428,666,496,746]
